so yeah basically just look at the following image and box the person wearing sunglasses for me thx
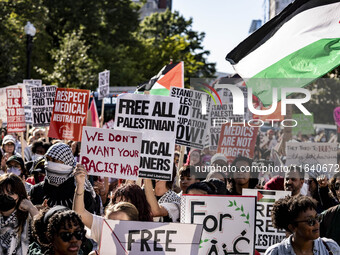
[265,195,340,255]
[319,172,340,247]
[30,206,86,255]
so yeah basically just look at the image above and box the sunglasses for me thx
[59,230,85,242]
[335,184,340,191]
[294,215,321,226]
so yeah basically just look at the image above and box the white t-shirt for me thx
[89,214,104,244]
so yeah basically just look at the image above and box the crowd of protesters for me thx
[0,125,339,255]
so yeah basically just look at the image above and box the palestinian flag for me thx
[226,0,340,106]
[137,62,184,96]
[256,190,276,203]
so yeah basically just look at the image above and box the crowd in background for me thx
[0,125,339,255]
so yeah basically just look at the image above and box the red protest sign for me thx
[217,123,258,162]
[6,88,26,132]
[48,88,90,141]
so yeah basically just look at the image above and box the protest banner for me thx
[292,113,314,136]
[217,123,259,163]
[31,86,57,127]
[209,86,252,151]
[181,194,256,255]
[0,84,29,125]
[6,88,26,132]
[170,87,211,149]
[100,220,203,255]
[114,94,179,181]
[98,70,110,100]
[286,142,337,174]
[23,80,42,124]
[80,127,142,180]
[48,88,90,141]
[333,106,340,127]
[242,189,291,254]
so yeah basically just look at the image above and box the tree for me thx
[137,9,216,82]
[36,30,96,89]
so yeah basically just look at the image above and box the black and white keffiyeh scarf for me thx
[158,190,181,205]
[0,210,20,255]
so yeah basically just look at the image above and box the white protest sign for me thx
[114,94,179,181]
[100,220,203,255]
[181,195,256,255]
[23,80,42,124]
[0,84,29,125]
[170,87,211,149]
[98,70,110,100]
[31,86,57,126]
[286,142,337,174]
[23,79,42,87]
[209,86,253,151]
[80,127,142,180]
[242,189,291,254]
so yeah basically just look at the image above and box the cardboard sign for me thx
[217,123,258,163]
[170,87,211,149]
[181,194,256,255]
[114,94,179,181]
[100,220,203,255]
[23,79,42,87]
[6,88,26,132]
[31,86,57,127]
[286,142,337,174]
[48,88,90,141]
[292,114,314,135]
[333,106,340,127]
[80,127,142,180]
[209,86,253,151]
[242,189,291,254]
[98,70,110,100]
[0,84,29,125]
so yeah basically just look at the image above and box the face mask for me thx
[44,161,73,186]
[0,194,17,212]
[7,167,21,176]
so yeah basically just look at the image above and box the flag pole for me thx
[100,99,105,128]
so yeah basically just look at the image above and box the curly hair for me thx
[112,184,152,221]
[32,207,85,249]
[0,173,28,234]
[271,195,317,231]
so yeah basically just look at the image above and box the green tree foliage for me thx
[36,30,96,89]
[0,1,215,89]
[137,9,216,83]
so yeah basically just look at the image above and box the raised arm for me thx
[144,179,169,217]
[73,164,93,228]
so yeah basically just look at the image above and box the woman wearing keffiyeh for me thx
[0,173,39,255]
[29,143,97,213]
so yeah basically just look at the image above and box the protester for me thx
[144,171,181,222]
[284,165,304,196]
[265,195,340,255]
[25,156,46,186]
[73,165,138,245]
[24,128,46,161]
[178,165,200,195]
[29,143,97,212]
[228,156,258,195]
[329,172,340,202]
[30,206,86,255]
[1,135,21,172]
[6,155,32,193]
[307,174,338,213]
[320,203,340,246]
[186,181,215,195]
[111,182,152,221]
[0,173,39,255]
[207,178,229,195]
[186,149,202,169]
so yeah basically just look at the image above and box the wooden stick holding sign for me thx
[100,99,105,128]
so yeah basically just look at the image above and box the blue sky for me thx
[172,0,264,75]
